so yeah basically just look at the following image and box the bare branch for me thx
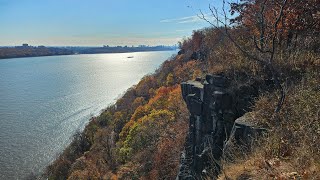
[198,3,267,65]
[253,36,272,53]
[270,0,288,113]
[199,0,288,113]
[270,0,288,63]
[259,0,268,50]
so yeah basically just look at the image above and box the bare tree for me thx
[199,0,288,113]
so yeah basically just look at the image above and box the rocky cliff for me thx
[177,74,266,179]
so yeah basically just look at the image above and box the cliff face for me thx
[177,74,266,179]
[45,19,319,178]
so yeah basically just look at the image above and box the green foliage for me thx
[85,121,98,144]
[166,73,174,86]
[120,109,174,161]
[97,110,113,127]
[47,2,319,177]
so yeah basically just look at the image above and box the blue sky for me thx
[0,0,221,46]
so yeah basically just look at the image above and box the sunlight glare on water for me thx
[0,51,176,179]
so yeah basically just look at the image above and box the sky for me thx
[0,0,222,46]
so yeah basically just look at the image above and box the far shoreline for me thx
[0,49,178,60]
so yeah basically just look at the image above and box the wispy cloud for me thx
[160,13,211,24]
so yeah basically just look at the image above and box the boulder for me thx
[223,114,267,162]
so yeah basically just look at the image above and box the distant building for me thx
[22,43,29,47]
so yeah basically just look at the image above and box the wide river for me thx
[0,51,175,179]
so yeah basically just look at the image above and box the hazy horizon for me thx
[0,44,178,47]
[0,0,221,46]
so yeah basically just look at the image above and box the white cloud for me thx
[160,13,211,24]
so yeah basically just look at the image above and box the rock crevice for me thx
[177,75,266,179]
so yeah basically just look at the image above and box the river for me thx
[0,51,175,179]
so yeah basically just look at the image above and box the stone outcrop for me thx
[223,115,267,163]
[177,75,266,179]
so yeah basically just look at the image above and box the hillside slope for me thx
[46,0,319,179]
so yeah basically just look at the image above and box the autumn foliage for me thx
[46,0,319,179]
[230,0,320,50]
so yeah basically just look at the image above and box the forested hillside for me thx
[46,0,319,179]
[0,46,74,59]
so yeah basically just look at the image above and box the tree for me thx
[230,0,320,48]
[200,0,291,113]
[166,73,174,86]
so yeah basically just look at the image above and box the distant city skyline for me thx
[0,0,222,46]
[1,43,178,48]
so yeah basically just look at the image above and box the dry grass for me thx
[219,70,320,179]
